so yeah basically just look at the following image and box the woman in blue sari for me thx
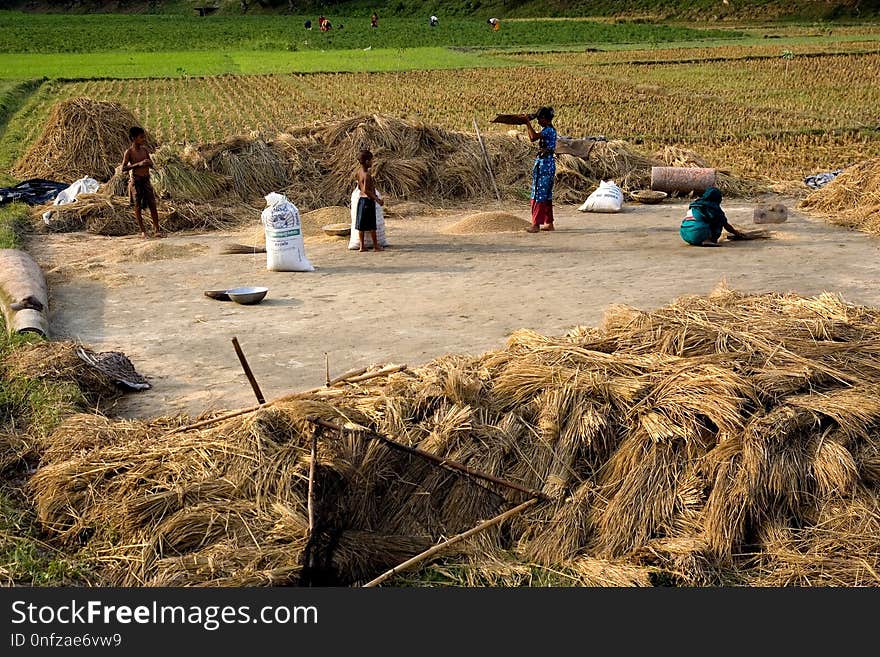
[521,107,557,233]
[680,187,744,246]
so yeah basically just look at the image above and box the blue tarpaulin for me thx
[0,179,69,206]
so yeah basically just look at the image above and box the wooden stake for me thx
[306,417,548,501]
[308,427,319,534]
[473,117,501,202]
[231,336,266,404]
[170,363,408,434]
[363,497,539,587]
[324,352,330,387]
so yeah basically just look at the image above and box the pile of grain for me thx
[13,98,153,182]
[442,211,531,234]
[22,285,880,587]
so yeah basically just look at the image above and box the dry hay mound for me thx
[26,284,880,587]
[33,195,246,236]
[13,98,154,183]
[182,135,289,201]
[442,211,531,235]
[799,158,880,235]
[151,145,229,201]
[2,340,128,406]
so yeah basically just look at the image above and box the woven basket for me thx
[322,223,351,236]
[631,190,668,204]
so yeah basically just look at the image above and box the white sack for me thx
[578,180,624,213]
[42,176,100,224]
[348,186,389,250]
[261,192,314,272]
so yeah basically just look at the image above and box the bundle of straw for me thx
[13,97,154,182]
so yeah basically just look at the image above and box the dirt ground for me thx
[26,195,880,419]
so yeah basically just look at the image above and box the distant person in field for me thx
[121,126,164,239]
[521,107,557,233]
[371,12,379,28]
[488,17,500,31]
[679,187,745,246]
[355,149,384,252]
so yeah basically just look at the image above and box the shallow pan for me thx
[226,286,269,305]
[204,290,232,301]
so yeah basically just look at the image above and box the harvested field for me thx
[23,284,880,587]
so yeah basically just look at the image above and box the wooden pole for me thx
[231,336,266,404]
[170,363,408,434]
[363,497,539,587]
[324,353,330,387]
[473,117,502,202]
[308,427,319,534]
[306,417,548,501]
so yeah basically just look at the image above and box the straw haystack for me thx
[13,98,154,183]
[799,158,880,236]
[21,285,880,587]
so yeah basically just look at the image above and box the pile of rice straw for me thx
[13,98,155,183]
[14,285,880,587]
[16,100,764,232]
[799,158,880,235]
[32,194,248,236]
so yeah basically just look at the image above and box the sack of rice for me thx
[261,192,314,272]
[578,180,623,213]
[348,186,389,250]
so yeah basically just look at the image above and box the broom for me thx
[220,243,267,255]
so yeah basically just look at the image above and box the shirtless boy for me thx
[121,126,164,238]
[355,149,384,252]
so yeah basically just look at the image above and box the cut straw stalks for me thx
[24,284,880,587]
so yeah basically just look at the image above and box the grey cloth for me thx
[804,169,844,189]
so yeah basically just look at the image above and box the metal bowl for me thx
[226,286,268,305]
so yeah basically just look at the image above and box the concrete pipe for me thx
[650,167,716,194]
[0,249,49,337]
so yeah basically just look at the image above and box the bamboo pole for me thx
[306,417,548,501]
[308,427,319,534]
[170,364,407,434]
[363,498,539,587]
[473,117,501,202]
[231,336,266,404]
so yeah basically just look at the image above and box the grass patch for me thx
[0,323,93,586]
[0,47,515,80]
[0,202,29,249]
